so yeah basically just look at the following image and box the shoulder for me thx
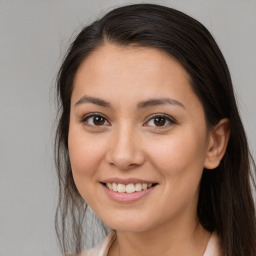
[203,232,222,256]
[78,230,221,256]
[79,230,116,256]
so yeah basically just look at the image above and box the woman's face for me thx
[68,43,210,232]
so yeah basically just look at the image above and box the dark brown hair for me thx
[55,3,256,255]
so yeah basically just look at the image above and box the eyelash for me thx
[80,113,177,129]
[81,112,110,127]
[144,113,177,129]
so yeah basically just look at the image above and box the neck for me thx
[109,217,211,256]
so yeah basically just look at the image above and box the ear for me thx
[204,118,230,169]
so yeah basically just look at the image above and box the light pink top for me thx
[80,230,221,256]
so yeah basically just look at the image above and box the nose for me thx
[106,124,145,170]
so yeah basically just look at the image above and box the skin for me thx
[68,43,230,256]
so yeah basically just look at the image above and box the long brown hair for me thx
[55,4,256,255]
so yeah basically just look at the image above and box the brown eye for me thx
[82,114,109,127]
[93,116,105,126]
[145,114,176,128]
[153,117,166,126]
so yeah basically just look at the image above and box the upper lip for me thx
[101,178,158,185]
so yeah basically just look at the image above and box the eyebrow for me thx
[75,95,111,108]
[137,98,185,109]
[75,95,185,109]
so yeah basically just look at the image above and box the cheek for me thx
[68,127,106,195]
[142,129,208,219]
[146,127,208,185]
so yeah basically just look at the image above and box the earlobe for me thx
[204,118,230,169]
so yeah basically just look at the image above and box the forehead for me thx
[72,43,199,110]
[75,43,190,82]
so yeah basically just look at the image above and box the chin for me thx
[101,214,154,233]
[109,223,150,233]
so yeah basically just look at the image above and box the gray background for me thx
[0,0,255,255]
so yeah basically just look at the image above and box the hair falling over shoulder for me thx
[54,3,256,256]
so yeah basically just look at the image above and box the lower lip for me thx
[101,183,156,203]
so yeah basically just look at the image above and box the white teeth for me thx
[106,182,155,193]
[112,183,118,192]
[126,184,135,193]
[135,183,142,191]
[117,184,126,193]
[142,183,147,190]
[106,183,112,190]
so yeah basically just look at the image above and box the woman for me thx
[55,4,256,256]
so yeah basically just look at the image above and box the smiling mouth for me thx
[102,182,158,193]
